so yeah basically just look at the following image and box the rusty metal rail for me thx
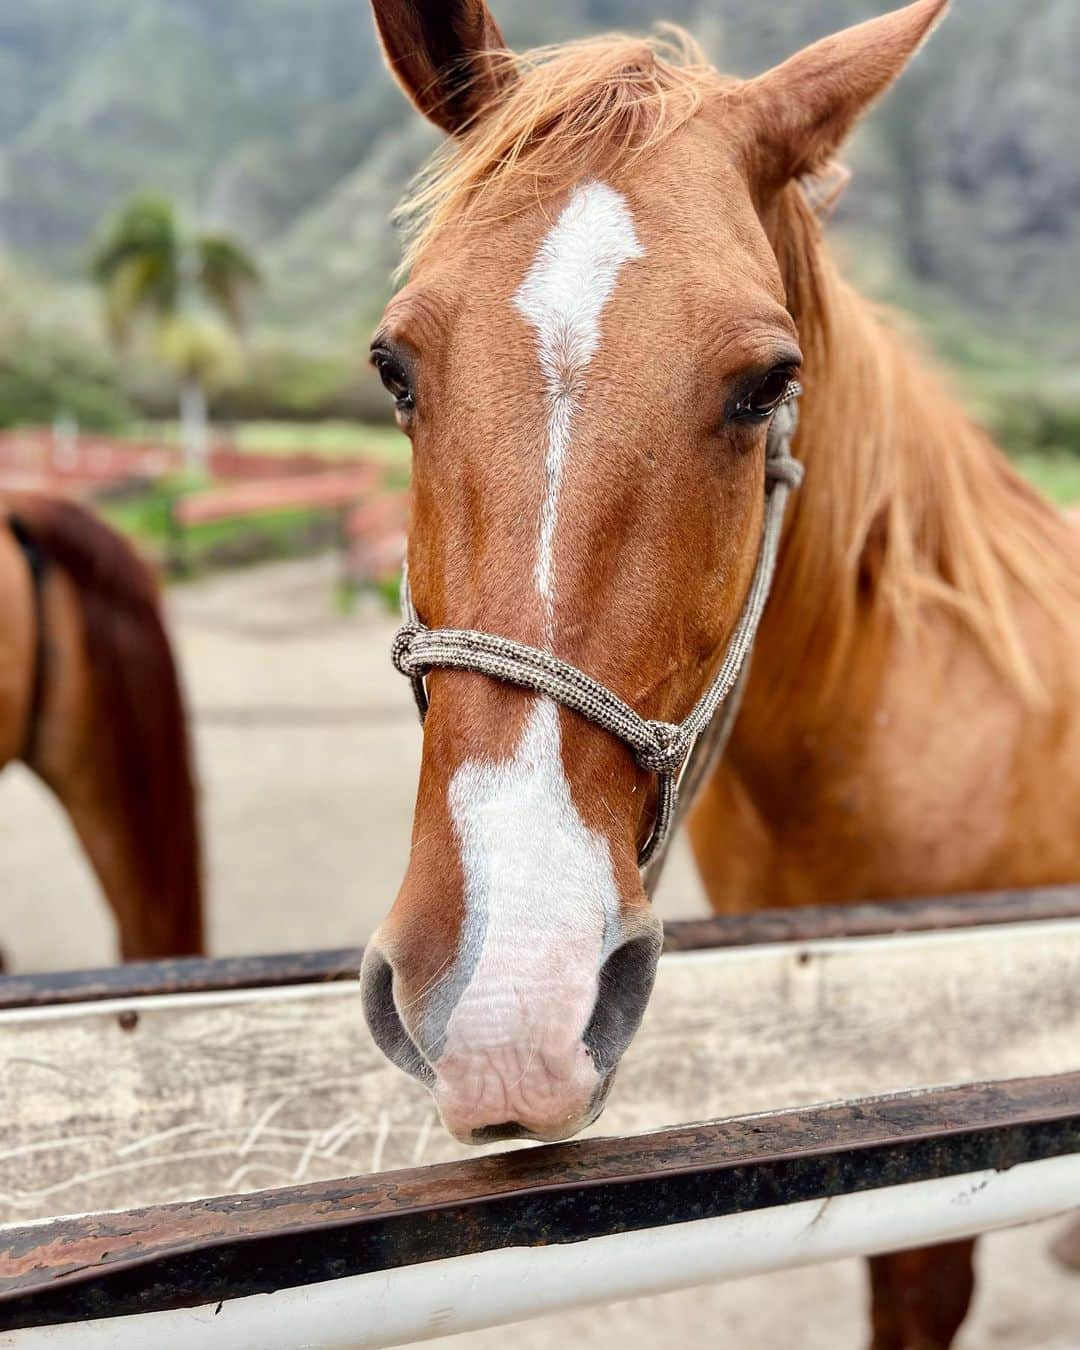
[1,1072,1077,1331]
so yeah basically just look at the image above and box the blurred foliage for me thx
[991,399,1080,463]
[0,292,394,429]
[209,345,391,424]
[1009,453,1080,506]
[0,320,134,429]
[154,312,242,388]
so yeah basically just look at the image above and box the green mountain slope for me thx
[2,0,1078,352]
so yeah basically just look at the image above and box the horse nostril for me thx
[360,944,432,1083]
[583,931,663,1074]
[469,1122,533,1142]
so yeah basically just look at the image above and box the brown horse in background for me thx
[361,0,1079,1344]
[0,492,203,960]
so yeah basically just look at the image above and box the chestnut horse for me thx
[362,1,1080,1343]
[0,492,203,960]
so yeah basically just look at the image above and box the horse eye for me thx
[373,352,414,410]
[733,365,798,422]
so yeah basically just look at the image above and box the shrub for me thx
[0,325,135,430]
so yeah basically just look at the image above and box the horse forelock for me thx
[396,26,731,277]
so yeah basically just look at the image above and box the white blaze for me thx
[439,698,618,1134]
[513,179,644,638]
[437,183,643,1128]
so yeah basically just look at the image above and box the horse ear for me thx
[370,0,515,136]
[740,0,948,195]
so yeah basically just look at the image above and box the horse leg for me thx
[0,517,38,971]
[26,556,204,962]
[42,770,204,960]
[866,1240,977,1350]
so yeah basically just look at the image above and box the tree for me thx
[91,195,260,472]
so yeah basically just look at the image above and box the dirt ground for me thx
[1,556,1076,1348]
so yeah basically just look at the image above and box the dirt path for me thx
[0,557,1075,1348]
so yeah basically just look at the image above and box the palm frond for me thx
[91,195,179,341]
[102,251,174,346]
[197,233,261,330]
[91,195,177,284]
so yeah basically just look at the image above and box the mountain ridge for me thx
[2,0,1077,351]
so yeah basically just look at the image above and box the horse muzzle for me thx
[361,921,661,1144]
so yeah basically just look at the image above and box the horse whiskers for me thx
[394,951,456,1018]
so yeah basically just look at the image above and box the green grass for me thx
[99,476,340,575]
[231,419,410,464]
[100,481,178,543]
[127,418,410,464]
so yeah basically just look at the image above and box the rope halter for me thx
[392,387,803,868]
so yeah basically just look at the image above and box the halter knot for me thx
[764,390,804,490]
[765,451,805,490]
[636,722,691,775]
[391,622,424,677]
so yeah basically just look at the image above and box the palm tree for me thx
[92,195,260,472]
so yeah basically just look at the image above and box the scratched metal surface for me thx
[1,919,1078,1227]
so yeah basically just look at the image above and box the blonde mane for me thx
[773,188,1079,704]
[398,26,1078,704]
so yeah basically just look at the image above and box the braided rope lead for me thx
[392,388,803,868]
